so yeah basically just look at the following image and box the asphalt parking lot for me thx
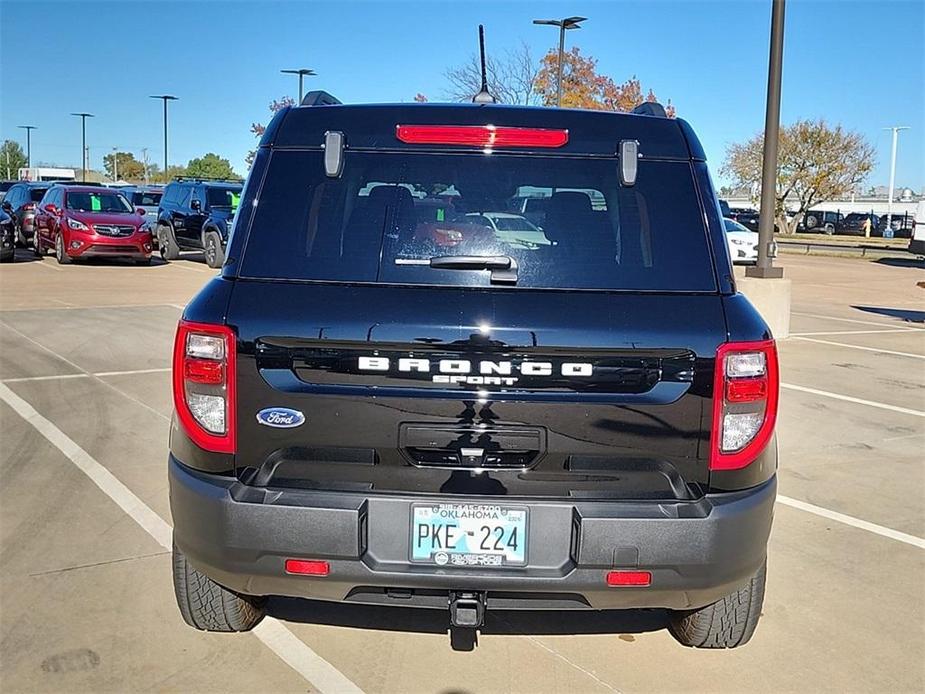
[0,250,923,693]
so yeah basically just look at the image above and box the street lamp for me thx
[70,113,94,182]
[149,95,178,175]
[280,68,316,104]
[17,125,36,168]
[112,146,119,182]
[532,16,587,107]
[882,126,910,236]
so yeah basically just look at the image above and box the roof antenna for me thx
[472,25,496,104]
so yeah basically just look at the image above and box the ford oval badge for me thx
[256,408,305,429]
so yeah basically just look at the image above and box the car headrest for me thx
[547,191,593,218]
[367,185,413,207]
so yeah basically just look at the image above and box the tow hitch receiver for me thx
[449,591,486,628]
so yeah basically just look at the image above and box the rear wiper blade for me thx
[395,255,518,285]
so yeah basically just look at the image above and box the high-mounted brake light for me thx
[396,124,568,149]
[172,320,236,453]
[710,340,778,471]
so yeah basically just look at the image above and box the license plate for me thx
[410,503,527,567]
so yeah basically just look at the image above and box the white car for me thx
[724,217,760,264]
[909,200,925,256]
[465,212,552,249]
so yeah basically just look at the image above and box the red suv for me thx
[34,185,153,264]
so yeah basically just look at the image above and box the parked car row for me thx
[719,200,917,239]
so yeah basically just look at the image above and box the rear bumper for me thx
[169,456,776,611]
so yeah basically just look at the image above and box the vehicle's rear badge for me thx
[256,408,305,428]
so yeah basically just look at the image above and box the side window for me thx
[178,186,193,209]
[192,186,203,209]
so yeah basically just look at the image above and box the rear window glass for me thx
[132,191,162,206]
[30,188,50,201]
[206,187,241,208]
[239,150,717,291]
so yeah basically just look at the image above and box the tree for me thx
[186,153,237,180]
[103,151,145,181]
[722,120,876,234]
[534,46,675,115]
[444,41,540,105]
[1,140,27,178]
[247,96,296,166]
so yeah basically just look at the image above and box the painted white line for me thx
[792,312,923,331]
[169,304,186,310]
[777,495,925,550]
[790,329,919,336]
[29,260,63,272]
[0,382,174,547]
[0,303,182,313]
[791,336,925,360]
[253,620,363,694]
[2,373,89,384]
[781,382,925,418]
[0,382,364,694]
[94,367,172,378]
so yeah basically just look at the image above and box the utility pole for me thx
[141,147,149,185]
[71,112,94,182]
[746,0,785,279]
[17,125,37,168]
[532,17,586,106]
[149,95,178,174]
[882,126,910,236]
[112,146,119,182]
[280,68,316,104]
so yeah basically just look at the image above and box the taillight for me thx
[396,124,568,148]
[710,339,778,470]
[172,320,236,453]
[23,203,35,211]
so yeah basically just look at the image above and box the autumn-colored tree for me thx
[534,46,674,115]
[246,96,296,166]
[103,151,145,182]
[722,120,876,234]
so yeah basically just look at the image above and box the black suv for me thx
[1,181,52,246]
[169,97,778,650]
[155,178,242,267]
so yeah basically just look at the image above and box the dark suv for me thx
[1,181,52,246]
[156,178,242,267]
[169,97,778,650]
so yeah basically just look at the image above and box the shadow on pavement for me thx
[852,305,925,324]
[871,257,924,269]
[268,597,668,637]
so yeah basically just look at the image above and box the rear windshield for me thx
[239,151,717,291]
[30,188,50,201]
[207,186,241,208]
[131,191,162,206]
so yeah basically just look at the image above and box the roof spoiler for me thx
[301,90,342,107]
[632,102,667,118]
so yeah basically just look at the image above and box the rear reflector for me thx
[285,559,330,576]
[606,570,651,587]
[396,124,568,149]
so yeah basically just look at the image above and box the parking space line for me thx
[792,312,923,330]
[0,303,183,313]
[0,381,364,694]
[781,382,925,417]
[790,328,918,336]
[1,374,90,384]
[777,495,925,550]
[94,367,172,377]
[790,337,925,360]
[2,368,171,384]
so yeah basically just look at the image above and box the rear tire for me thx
[158,224,180,261]
[55,234,71,265]
[204,231,224,269]
[823,223,835,235]
[668,562,766,649]
[33,230,43,257]
[172,543,265,632]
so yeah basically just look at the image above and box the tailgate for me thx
[229,282,725,501]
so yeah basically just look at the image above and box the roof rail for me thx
[301,90,342,107]
[172,176,243,184]
[632,102,667,118]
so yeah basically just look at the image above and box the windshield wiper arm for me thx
[395,255,518,285]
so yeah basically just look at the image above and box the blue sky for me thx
[2,0,923,189]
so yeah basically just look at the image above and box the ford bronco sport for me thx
[169,93,778,649]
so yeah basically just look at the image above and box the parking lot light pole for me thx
[149,95,178,176]
[70,113,94,182]
[280,68,316,104]
[882,126,909,235]
[746,0,785,279]
[17,125,36,168]
[532,17,587,107]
